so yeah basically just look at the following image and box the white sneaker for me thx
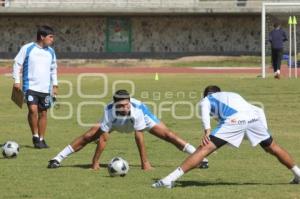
[290,176,300,184]
[151,180,174,188]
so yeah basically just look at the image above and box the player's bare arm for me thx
[134,130,153,171]
[91,131,109,170]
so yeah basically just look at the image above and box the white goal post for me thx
[261,2,300,78]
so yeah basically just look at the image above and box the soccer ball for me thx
[107,157,129,177]
[2,141,19,158]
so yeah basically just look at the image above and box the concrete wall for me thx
[1,15,296,58]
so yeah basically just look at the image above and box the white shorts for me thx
[144,111,160,130]
[211,113,271,148]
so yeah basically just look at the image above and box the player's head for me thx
[273,21,280,29]
[113,90,131,116]
[203,85,221,97]
[37,25,54,46]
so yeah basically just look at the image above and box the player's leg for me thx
[26,91,40,148]
[37,108,48,148]
[152,135,226,188]
[35,93,52,148]
[48,123,102,168]
[149,122,209,168]
[260,137,300,184]
[277,49,283,77]
[149,122,187,150]
[247,115,300,184]
[271,48,277,73]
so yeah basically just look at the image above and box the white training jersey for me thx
[100,98,160,133]
[200,92,265,130]
[12,42,58,93]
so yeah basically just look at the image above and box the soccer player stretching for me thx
[152,85,300,188]
[48,90,208,170]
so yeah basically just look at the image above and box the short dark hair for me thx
[273,22,280,28]
[37,25,54,41]
[113,90,130,103]
[203,85,221,97]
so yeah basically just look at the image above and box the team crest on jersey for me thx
[28,95,34,102]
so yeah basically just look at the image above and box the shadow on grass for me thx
[62,163,142,169]
[176,180,287,187]
[152,178,287,187]
[20,144,35,149]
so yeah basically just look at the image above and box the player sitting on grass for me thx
[152,85,300,188]
[48,89,208,170]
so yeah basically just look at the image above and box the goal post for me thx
[261,2,300,78]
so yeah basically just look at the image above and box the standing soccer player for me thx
[48,90,208,170]
[269,22,288,79]
[12,25,58,149]
[152,85,300,188]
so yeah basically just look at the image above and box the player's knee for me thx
[83,131,97,143]
[260,136,273,151]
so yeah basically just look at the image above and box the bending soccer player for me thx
[152,85,300,188]
[48,90,208,170]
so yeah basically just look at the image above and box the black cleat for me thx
[40,140,49,148]
[34,140,49,149]
[32,136,40,148]
[48,159,60,169]
[199,161,209,169]
[290,176,300,184]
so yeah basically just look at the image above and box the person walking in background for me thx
[12,25,58,149]
[269,22,288,79]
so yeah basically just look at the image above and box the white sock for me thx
[162,167,184,184]
[33,134,39,138]
[291,165,300,177]
[277,70,280,74]
[53,145,74,163]
[183,143,196,154]
[202,158,208,163]
[39,137,44,141]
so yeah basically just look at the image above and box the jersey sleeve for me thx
[12,45,26,84]
[200,98,211,130]
[133,110,147,131]
[99,108,112,132]
[14,45,26,65]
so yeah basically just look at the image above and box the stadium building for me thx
[0,0,299,58]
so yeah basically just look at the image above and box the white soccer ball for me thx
[107,157,129,177]
[2,141,19,158]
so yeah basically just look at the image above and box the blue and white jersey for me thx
[12,42,58,93]
[100,98,160,133]
[200,92,258,130]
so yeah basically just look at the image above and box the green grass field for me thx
[1,73,300,199]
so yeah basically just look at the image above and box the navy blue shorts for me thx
[25,90,52,110]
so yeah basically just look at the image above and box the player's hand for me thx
[201,134,211,146]
[142,161,153,171]
[52,86,58,96]
[13,83,21,91]
[91,161,100,170]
